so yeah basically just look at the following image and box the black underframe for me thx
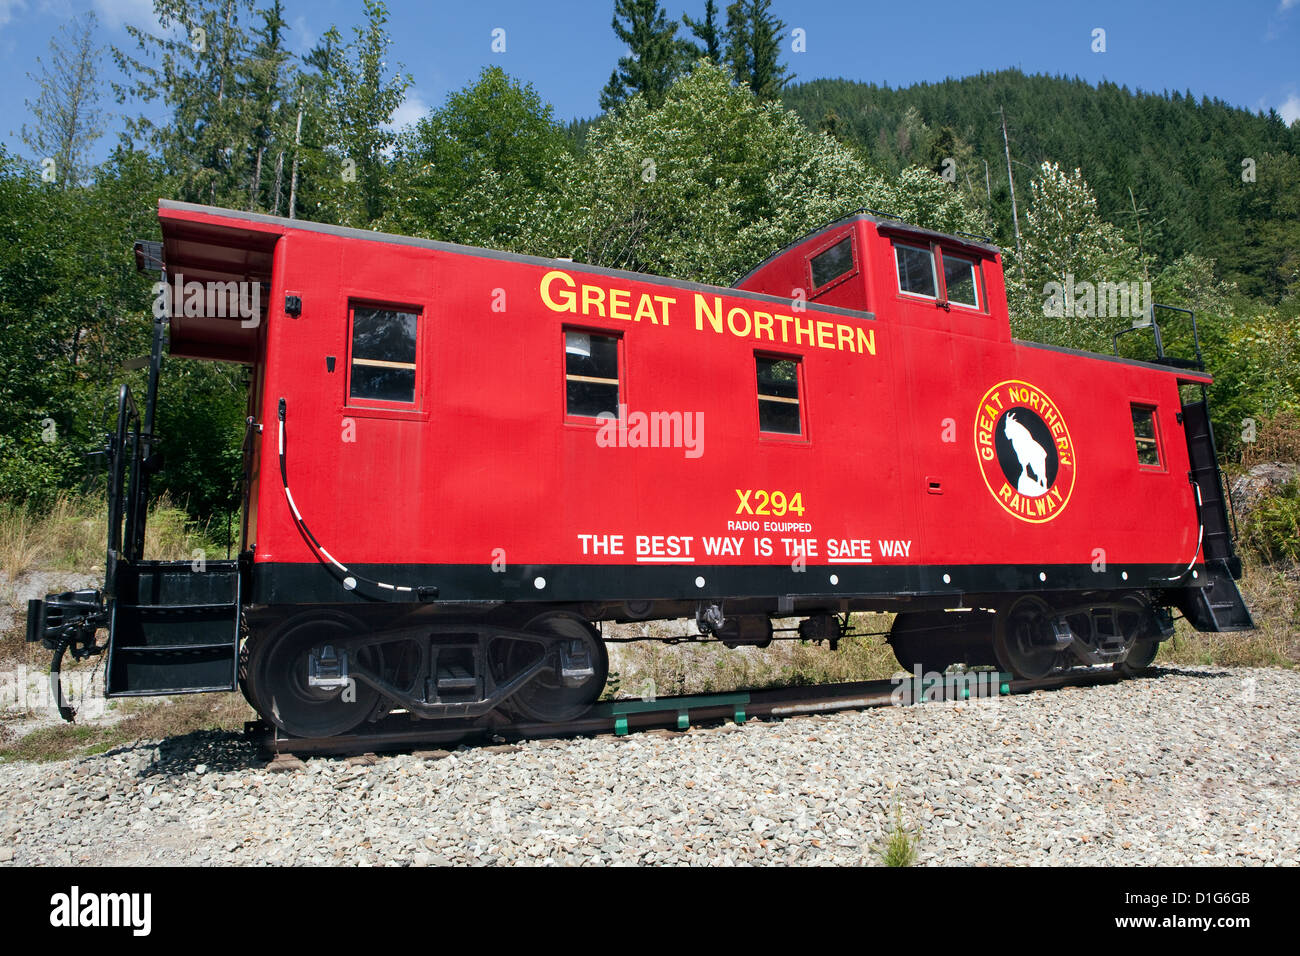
[250,559,1208,609]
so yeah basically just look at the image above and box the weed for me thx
[879,799,919,867]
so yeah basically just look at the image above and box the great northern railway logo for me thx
[974,380,1076,523]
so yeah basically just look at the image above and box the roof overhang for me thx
[154,200,284,363]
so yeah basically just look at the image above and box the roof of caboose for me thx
[156,199,885,307]
[153,201,1212,385]
[153,199,876,363]
[734,210,1002,287]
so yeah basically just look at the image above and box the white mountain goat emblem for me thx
[1003,411,1050,498]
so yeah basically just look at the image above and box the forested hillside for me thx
[782,70,1300,302]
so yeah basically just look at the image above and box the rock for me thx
[265,755,305,774]
[1230,461,1298,522]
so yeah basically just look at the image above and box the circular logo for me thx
[974,380,1076,523]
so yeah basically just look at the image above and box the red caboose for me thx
[27,201,1252,736]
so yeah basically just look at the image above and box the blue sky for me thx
[1,0,1297,165]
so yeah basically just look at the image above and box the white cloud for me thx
[1280,0,1299,12]
[290,14,315,54]
[92,0,158,29]
[0,0,28,30]
[1280,93,1300,125]
[388,90,429,132]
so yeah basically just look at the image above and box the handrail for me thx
[105,384,141,597]
[1112,301,1205,370]
[1152,303,1204,369]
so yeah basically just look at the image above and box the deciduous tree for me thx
[22,11,106,189]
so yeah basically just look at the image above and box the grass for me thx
[0,491,222,581]
[0,492,224,663]
[606,566,1299,703]
[0,493,249,764]
[879,799,920,867]
[0,487,1297,764]
[1156,563,1300,668]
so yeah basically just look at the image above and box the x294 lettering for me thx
[735,489,806,517]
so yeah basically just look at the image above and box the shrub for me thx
[1243,480,1300,566]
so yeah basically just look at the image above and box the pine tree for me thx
[600,0,684,112]
[724,0,793,100]
[542,62,982,285]
[390,67,573,250]
[682,0,722,63]
[22,11,107,188]
[283,32,339,220]
[1007,161,1146,352]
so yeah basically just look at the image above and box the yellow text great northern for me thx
[694,295,875,356]
[541,270,675,324]
[538,270,876,357]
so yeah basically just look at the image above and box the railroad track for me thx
[250,666,1128,761]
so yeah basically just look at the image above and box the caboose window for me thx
[565,329,620,418]
[895,244,936,298]
[756,355,802,435]
[1131,405,1162,468]
[941,252,980,309]
[349,305,418,404]
[810,236,854,291]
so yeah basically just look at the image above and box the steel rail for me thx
[252,666,1128,759]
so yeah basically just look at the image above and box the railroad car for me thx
[27,200,1253,738]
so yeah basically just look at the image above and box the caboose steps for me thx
[1179,560,1255,633]
[106,561,241,696]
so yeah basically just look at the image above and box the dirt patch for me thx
[0,691,254,764]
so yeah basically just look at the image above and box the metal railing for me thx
[1112,302,1205,370]
[105,384,142,596]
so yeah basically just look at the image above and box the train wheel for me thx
[1116,638,1159,676]
[1114,597,1160,677]
[249,611,382,738]
[993,595,1060,680]
[500,611,608,724]
[237,634,258,715]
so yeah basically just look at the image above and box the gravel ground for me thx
[0,665,1295,866]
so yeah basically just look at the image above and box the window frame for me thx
[562,326,625,427]
[805,230,859,298]
[892,239,986,313]
[1130,402,1165,472]
[935,248,983,312]
[893,241,939,302]
[754,351,808,441]
[344,299,425,417]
